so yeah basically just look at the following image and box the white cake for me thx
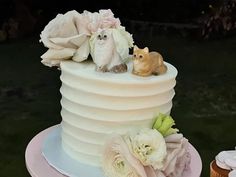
[39,9,194,177]
[60,60,178,166]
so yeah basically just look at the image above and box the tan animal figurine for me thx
[132,46,167,77]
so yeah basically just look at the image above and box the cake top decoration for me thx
[40,9,133,72]
[132,45,167,77]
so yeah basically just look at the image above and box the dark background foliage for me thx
[0,0,235,39]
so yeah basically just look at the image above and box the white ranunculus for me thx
[102,135,152,177]
[125,129,167,170]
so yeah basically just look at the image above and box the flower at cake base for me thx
[124,128,167,170]
[102,135,156,177]
[159,133,191,177]
[40,10,91,67]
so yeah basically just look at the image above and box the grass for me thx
[0,34,236,177]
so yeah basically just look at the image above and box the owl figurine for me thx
[91,29,127,73]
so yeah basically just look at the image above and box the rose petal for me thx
[165,134,183,143]
[72,37,90,62]
[40,10,80,49]
[69,34,88,47]
[144,166,157,177]
[41,48,75,67]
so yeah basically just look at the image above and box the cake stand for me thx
[25,125,202,177]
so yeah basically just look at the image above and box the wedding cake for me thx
[40,9,192,177]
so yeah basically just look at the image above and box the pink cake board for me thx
[25,125,202,177]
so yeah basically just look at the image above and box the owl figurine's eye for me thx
[103,34,107,39]
[98,34,102,39]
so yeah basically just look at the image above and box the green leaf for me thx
[152,113,178,137]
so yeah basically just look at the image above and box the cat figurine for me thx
[132,46,167,77]
[93,29,127,73]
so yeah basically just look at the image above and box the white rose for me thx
[40,10,90,67]
[40,10,80,49]
[102,135,152,177]
[125,129,167,170]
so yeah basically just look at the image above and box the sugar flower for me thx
[40,9,132,68]
[159,133,191,177]
[125,128,167,170]
[40,10,90,66]
[98,9,121,29]
[102,135,156,177]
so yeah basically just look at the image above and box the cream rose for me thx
[125,129,167,170]
[40,10,90,67]
[102,135,155,177]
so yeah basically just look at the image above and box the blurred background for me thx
[0,0,235,176]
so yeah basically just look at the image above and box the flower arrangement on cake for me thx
[102,114,191,177]
[40,9,133,73]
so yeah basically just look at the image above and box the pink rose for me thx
[159,133,191,177]
[99,9,121,29]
